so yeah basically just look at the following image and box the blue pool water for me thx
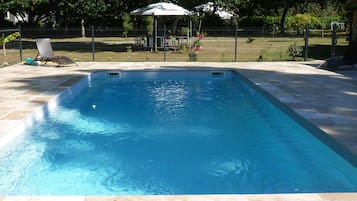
[0,69,356,195]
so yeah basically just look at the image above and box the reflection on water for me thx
[0,72,357,195]
[207,157,250,177]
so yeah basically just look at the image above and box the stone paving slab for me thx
[0,61,356,200]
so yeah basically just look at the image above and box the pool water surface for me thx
[0,69,356,195]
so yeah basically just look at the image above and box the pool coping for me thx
[0,61,356,200]
[1,193,357,201]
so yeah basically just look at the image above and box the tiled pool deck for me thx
[0,61,356,201]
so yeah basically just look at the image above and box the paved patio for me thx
[0,61,356,201]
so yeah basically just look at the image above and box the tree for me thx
[306,1,346,37]
[0,0,349,34]
[144,16,154,36]
[272,0,305,34]
[276,0,347,34]
[122,13,133,38]
[0,1,10,25]
[74,0,107,37]
[52,0,109,37]
[4,0,52,25]
[179,0,210,10]
[288,13,319,34]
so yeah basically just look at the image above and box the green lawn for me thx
[2,36,349,65]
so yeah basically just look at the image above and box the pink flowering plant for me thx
[190,32,204,54]
[188,32,204,61]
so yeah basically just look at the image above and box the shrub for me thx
[287,42,303,60]
[1,32,20,65]
[246,37,255,43]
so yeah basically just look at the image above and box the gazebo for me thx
[130,2,193,51]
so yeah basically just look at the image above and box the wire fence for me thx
[0,25,350,65]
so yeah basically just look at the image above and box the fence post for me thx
[163,25,166,62]
[331,23,337,57]
[91,25,95,62]
[304,26,309,61]
[18,25,23,62]
[234,25,238,62]
[154,16,158,52]
[272,24,275,38]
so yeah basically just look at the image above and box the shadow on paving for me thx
[308,44,347,60]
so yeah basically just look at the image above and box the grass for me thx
[1,36,349,65]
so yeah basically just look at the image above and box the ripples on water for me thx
[0,74,357,195]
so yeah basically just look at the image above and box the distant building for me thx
[4,12,28,25]
[347,0,357,42]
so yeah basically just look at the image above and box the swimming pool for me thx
[0,69,356,195]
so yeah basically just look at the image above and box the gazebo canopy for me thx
[130,2,192,16]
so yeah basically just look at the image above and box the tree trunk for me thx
[81,18,86,38]
[280,6,289,34]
